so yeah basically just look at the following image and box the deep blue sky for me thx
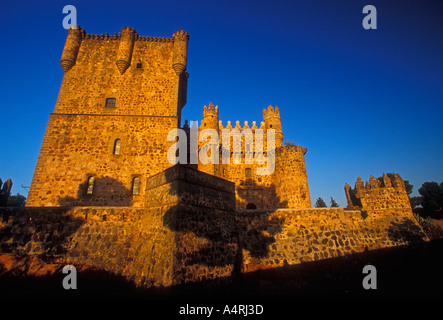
[1,0,442,207]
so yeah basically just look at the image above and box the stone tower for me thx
[273,145,311,208]
[196,103,311,209]
[201,102,219,133]
[263,105,283,148]
[26,27,189,207]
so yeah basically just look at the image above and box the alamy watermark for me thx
[362,264,377,290]
[167,122,276,175]
[362,5,377,30]
[62,265,77,290]
[62,5,77,30]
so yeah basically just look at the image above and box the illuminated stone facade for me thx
[0,27,425,288]
[26,26,310,211]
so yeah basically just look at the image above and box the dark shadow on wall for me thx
[0,207,85,261]
[387,217,428,245]
[57,177,132,207]
[3,238,443,299]
[237,178,288,209]
[161,167,285,282]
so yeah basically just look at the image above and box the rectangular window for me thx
[105,98,116,108]
[87,176,95,195]
[245,168,252,177]
[132,177,140,195]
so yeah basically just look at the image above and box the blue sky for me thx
[0,0,442,207]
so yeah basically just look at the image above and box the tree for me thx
[418,182,443,214]
[7,193,26,207]
[315,197,327,208]
[410,196,423,209]
[404,180,413,196]
[330,197,339,207]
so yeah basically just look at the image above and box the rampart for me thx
[0,167,427,288]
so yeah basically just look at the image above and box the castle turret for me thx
[60,26,84,72]
[273,145,311,208]
[263,105,283,148]
[172,30,189,75]
[201,102,219,134]
[116,27,136,74]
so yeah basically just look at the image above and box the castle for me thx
[0,27,427,288]
[24,26,310,211]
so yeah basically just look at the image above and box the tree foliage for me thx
[418,182,443,214]
[7,193,26,207]
[410,196,423,209]
[315,197,327,208]
[330,197,339,207]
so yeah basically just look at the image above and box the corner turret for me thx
[60,26,84,72]
[172,30,189,75]
[116,27,136,74]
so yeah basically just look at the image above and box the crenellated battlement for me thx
[203,102,218,118]
[193,103,310,209]
[217,120,265,131]
[74,25,174,42]
[64,26,175,43]
[345,173,411,212]
[59,26,182,74]
[262,105,280,121]
[198,103,280,137]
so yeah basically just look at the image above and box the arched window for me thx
[87,176,95,195]
[113,139,121,155]
[132,177,140,195]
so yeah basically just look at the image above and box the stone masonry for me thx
[0,27,428,288]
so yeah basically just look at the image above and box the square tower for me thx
[26,27,189,207]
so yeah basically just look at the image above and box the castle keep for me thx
[0,27,426,288]
[26,26,190,208]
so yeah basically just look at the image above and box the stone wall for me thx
[27,114,177,207]
[0,206,176,287]
[26,27,189,207]
[345,173,411,211]
[0,202,427,288]
[237,207,427,272]
[195,103,310,210]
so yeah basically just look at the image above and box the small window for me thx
[136,62,143,69]
[113,139,121,155]
[245,168,252,177]
[132,177,140,195]
[105,98,116,108]
[87,176,95,195]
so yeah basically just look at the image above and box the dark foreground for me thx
[1,239,442,307]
